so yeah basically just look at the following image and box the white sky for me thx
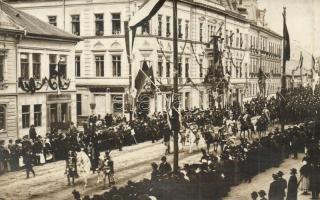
[258,0,320,56]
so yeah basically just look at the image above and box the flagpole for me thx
[172,0,179,173]
[280,7,287,132]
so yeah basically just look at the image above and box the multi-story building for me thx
[0,1,80,140]
[241,0,282,101]
[6,0,283,120]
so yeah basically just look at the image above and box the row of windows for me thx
[249,58,281,76]
[75,55,121,78]
[157,57,204,78]
[49,13,121,36]
[21,104,42,129]
[250,35,281,56]
[20,53,67,80]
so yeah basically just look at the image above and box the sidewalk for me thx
[224,153,313,200]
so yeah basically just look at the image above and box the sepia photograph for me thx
[0,0,319,199]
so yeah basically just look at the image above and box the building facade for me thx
[0,1,79,140]
[7,0,283,120]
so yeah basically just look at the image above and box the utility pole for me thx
[172,0,179,173]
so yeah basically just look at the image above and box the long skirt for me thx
[299,175,310,191]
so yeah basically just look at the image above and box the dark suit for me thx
[269,180,282,200]
[278,177,287,199]
[159,162,172,176]
[286,175,298,200]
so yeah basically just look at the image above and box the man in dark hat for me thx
[286,168,298,200]
[277,171,287,200]
[251,191,258,200]
[268,173,281,200]
[258,190,267,200]
[159,156,172,176]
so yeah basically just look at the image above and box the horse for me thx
[202,126,219,153]
[76,150,92,189]
[238,114,255,139]
[256,114,269,138]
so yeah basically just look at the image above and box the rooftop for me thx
[0,0,81,41]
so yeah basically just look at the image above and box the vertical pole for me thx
[63,0,66,31]
[280,7,287,132]
[300,64,303,87]
[124,16,132,122]
[172,0,179,173]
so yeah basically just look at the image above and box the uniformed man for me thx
[65,150,77,185]
[24,150,35,179]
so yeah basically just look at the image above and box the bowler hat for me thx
[277,171,284,176]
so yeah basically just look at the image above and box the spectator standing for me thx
[159,156,172,176]
[268,174,281,200]
[277,171,287,200]
[310,163,320,199]
[286,168,298,200]
[29,125,37,141]
[299,160,311,195]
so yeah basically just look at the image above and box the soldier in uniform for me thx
[24,150,35,179]
[105,153,115,187]
[65,150,77,185]
[97,151,115,188]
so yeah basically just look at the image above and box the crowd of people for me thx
[250,123,320,200]
[283,86,320,123]
[70,121,319,200]
[2,86,320,199]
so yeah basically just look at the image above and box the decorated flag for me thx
[134,61,155,97]
[283,8,290,61]
[129,0,166,46]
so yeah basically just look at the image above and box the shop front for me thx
[89,86,126,117]
[47,94,72,132]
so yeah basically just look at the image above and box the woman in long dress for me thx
[299,160,311,195]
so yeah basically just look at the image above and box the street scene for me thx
[0,0,320,199]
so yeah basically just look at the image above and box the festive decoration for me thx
[18,57,71,94]
[18,77,47,94]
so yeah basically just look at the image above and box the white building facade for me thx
[7,0,283,121]
[0,1,80,140]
